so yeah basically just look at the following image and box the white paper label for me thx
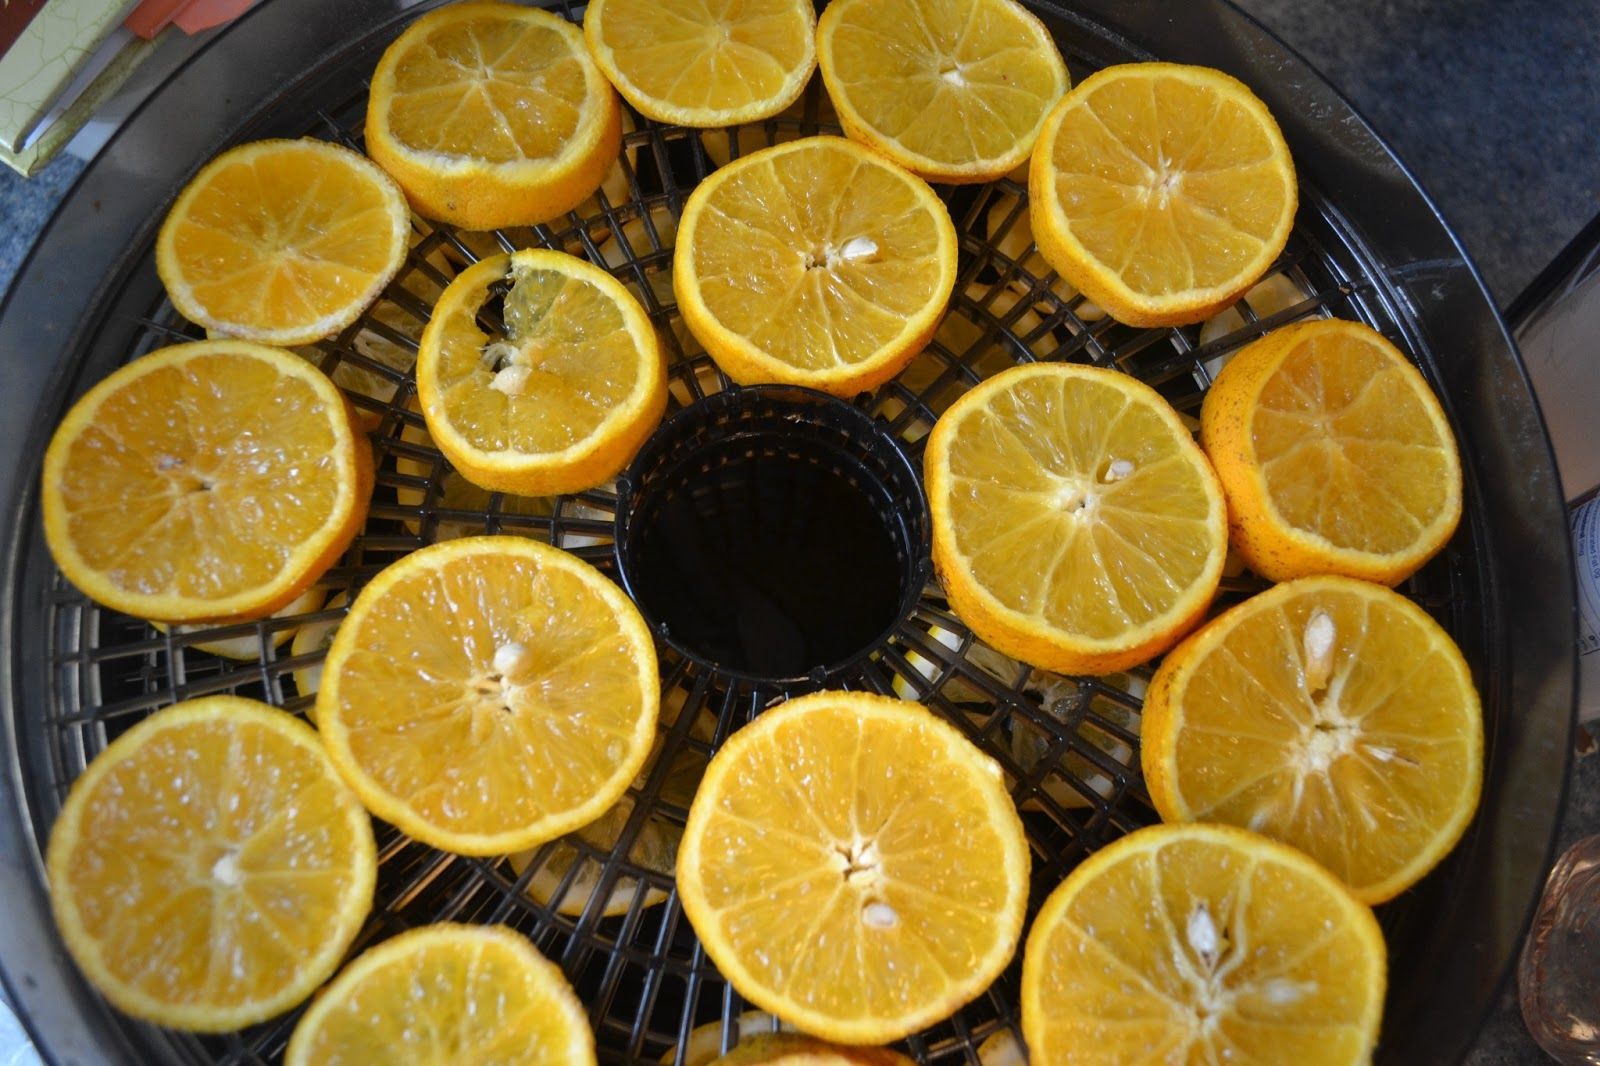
[1576,496,1600,657]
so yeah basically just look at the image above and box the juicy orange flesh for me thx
[433,262,641,454]
[332,552,649,837]
[1049,73,1287,295]
[826,0,1061,162]
[64,718,366,1008]
[598,0,811,111]
[295,937,579,1060]
[387,14,587,163]
[1030,837,1376,1062]
[943,373,1217,638]
[58,354,342,598]
[693,704,1016,1021]
[168,149,400,330]
[1169,586,1477,890]
[690,143,945,369]
[1252,333,1456,553]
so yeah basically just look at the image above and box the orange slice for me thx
[46,695,375,1031]
[285,924,595,1065]
[156,138,409,346]
[817,0,1068,183]
[41,340,373,623]
[677,691,1029,1044]
[1021,823,1385,1065]
[583,0,816,127]
[1199,318,1463,584]
[417,249,666,495]
[366,2,622,230]
[674,136,957,398]
[316,536,659,855]
[1029,63,1297,326]
[1142,575,1483,903]
[925,363,1227,675]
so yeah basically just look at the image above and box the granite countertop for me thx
[1,1,1596,1063]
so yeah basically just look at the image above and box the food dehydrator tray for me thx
[0,1,1576,1063]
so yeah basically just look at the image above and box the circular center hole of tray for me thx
[614,386,928,685]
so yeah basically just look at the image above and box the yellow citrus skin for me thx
[1029,62,1297,327]
[46,696,376,1033]
[926,363,1228,676]
[42,340,373,624]
[1199,317,1463,585]
[673,136,958,399]
[365,3,622,230]
[1021,823,1386,1065]
[416,248,666,496]
[1141,575,1483,904]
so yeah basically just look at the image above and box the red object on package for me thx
[123,0,186,39]
[173,0,256,33]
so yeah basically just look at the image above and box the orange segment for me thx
[285,924,595,1065]
[417,249,666,495]
[925,363,1227,674]
[677,691,1029,1045]
[41,340,373,623]
[1021,823,1386,1065]
[45,696,375,1032]
[366,3,621,229]
[156,139,409,346]
[1029,63,1297,326]
[583,0,817,127]
[316,537,659,855]
[1141,575,1483,903]
[817,0,1069,183]
[1199,318,1463,584]
[673,136,957,398]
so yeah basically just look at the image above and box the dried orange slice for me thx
[316,536,658,855]
[677,691,1029,1044]
[1029,63,1297,327]
[583,0,816,127]
[417,249,666,496]
[674,136,957,398]
[711,1034,914,1065]
[667,1012,796,1066]
[46,696,375,1032]
[156,138,409,346]
[925,363,1227,675]
[285,924,595,1065]
[1199,318,1463,584]
[817,0,1068,183]
[151,587,324,662]
[366,2,622,230]
[1142,575,1483,903]
[1021,823,1385,1065]
[42,340,373,623]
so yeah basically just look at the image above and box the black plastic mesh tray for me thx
[0,1,1576,1064]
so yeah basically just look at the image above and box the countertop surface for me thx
[1,1,1596,1063]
